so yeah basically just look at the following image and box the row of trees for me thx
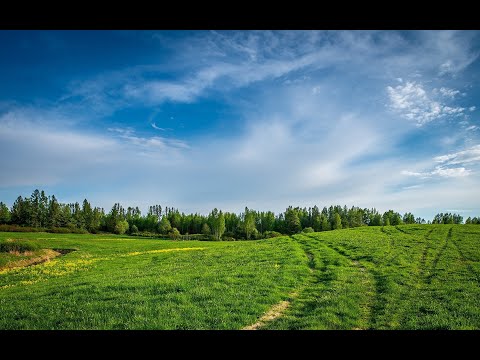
[432,213,464,225]
[0,189,471,239]
[0,190,104,232]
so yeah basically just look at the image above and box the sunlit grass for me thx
[0,225,479,329]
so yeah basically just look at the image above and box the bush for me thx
[0,224,46,233]
[302,227,314,233]
[251,228,261,240]
[168,227,181,240]
[0,225,92,234]
[130,231,165,238]
[181,234,209,241]
[130,225,139,235]
[221,236,236,241]
[114,220,129,235]
[223,231,235,238]
[47,227,88,234]
[0,239,40,253]
[264,231,283,238]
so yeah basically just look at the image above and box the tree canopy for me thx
[0,189,471,240]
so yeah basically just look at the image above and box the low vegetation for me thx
[0,224,479,329]
[0,238,39,253]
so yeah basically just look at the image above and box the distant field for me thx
[0,225,479,329]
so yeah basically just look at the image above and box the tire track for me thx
[381,227,400,264]
[303,234,375,330]
[394,226,407,234]
[418,228,434,277]
[243,236,316,330]
[450,229,480,282]
[426,227,452,284]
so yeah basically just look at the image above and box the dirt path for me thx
[242,299,292,330]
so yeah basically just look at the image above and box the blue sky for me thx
[1,30,479,220]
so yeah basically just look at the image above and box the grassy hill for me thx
[1,224,479,329]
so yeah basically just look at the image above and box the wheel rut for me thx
[426,227,452,284]
[303,234,376,330]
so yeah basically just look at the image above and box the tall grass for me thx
[0,239,40,253]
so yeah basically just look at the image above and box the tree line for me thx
[0,189,470,240]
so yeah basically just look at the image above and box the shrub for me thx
[130,225,139,235]
[168,227,181,240]
[264,231,283,238]
[0,239,39,253]
[182,234,209,241]
[221,236,236,241]
[251,228,261,240]
[223,231,235,238]
[202,223,211,235]
[47,227,88,234]
[0,224,46,233]
[302,227,314,233]
[114,220,129,235]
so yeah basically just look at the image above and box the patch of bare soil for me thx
[242,300,291,330]
[0,249,63,271]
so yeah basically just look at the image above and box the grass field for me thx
[1,224,479,329]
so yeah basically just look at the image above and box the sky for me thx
[0,30,479,220]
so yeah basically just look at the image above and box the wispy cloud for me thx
[402,144,480,180]
[151,122,172,131]
[387,81,468,125]
[56,31,479,116]
[437,87,461,98]
[402,184,424,190]
[1,31,480,221]
[401,167,470,178]
[107,127,189,151]
[433,144,480,166]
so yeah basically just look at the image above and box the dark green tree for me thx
[285,207,301,234]
[0,202,11,224]
[333,213,342,230]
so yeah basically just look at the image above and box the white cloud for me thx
[438,87,460,98]
[431,166,471,177]
[0,111,190,188]
[58,31,480,114]
[387,81,469,125]
[2,31,480,221]
[401,170,428,178]
[469,106,476,111]
[107,127,189,151]
[433,145,480,166]
[430,30,480,76]
[402,144,480,181]
[402,184,424,190]
[439,60,455,76]
[151,122,172,131]
[400,167,470,179]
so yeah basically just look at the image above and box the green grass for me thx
[0,225,479,329]
[265,225,480,330]
[0,232,309,329]
[0,238,40,253]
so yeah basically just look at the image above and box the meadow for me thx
[0,224,479,329]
